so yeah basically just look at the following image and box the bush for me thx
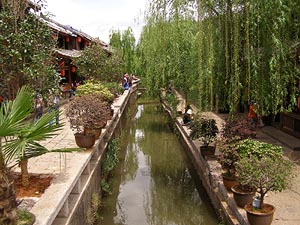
[237,138,283,159]
[103,82,124,97]
[66,94,112,133]
[189,117,219,146]
[236,154,292,209]
[221,116,256,140]
[76,80,114,103]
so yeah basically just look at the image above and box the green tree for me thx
[138,0,300,116]
[74,41,123,82]
[109,28,136,74]
[0,0,59,99]
[0,86,80,224]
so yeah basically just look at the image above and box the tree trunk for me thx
[0,161,17,225]
[20,159,29,187]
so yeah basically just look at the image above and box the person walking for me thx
[49,92,60,125]
[34,93,43,122]
[248,100,257,129]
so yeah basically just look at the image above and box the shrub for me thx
[76,80,114,103]
[189,117,219,146]
[66,94,112,133]
[236,154,292,209]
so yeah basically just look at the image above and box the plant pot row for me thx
[199,144,278,225]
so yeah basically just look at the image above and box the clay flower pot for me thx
[231,184,256,208]
[222,173,239,191]
[74,133,95,148]
[244,203,275,225]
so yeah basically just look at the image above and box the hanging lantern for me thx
[84,40,89,46]
[61,70,65,76]
[65,36,70,42]
[77,36,82,43]
[71,66,76,73]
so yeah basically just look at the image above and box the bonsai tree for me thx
[218,118,258,180]
[189,117,219,146]
[222,116,256,140]
[236,147,292,210]
[217,136,240,177]
[66,94,112,134]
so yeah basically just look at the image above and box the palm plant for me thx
[0,86,80,224]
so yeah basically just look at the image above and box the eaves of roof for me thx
[54,48,82,58]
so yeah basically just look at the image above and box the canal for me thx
[98,100,219,225]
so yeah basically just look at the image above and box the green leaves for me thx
[237,138,283,159]
[138,0,300,116]
[74,42,122,82]
[0,8,57,98]
[236,154,292,208]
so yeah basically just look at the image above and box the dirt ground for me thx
[14,174,53,198]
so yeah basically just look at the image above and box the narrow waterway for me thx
[98,101,219,225]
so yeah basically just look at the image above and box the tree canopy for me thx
[136,0,300,116]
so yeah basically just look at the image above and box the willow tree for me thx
[138,0,198,96]
[139,0,300,117]
[109,28,136,75]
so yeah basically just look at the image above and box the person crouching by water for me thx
[182,104,193,125]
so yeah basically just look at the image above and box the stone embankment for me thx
[14,81,140,225]
[161,91,300,225]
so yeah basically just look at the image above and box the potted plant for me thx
[231,184,256,208]
[76,80,114,104]
[222,138,282,195]
[217,136,240,190]
[218,117,258,191]
[66,94,112,148]
[236,146,292,225]
[189,117,219,157]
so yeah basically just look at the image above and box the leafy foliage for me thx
[76,80,114,103]
[138,0,300,116]
[237,139,283,159]
[164,93,179,114]
[102,139,120,173]
[66,94,112,133]
[236,154,292,209]
[74,42,123,82]
[110,28,136,74]
[189,117,219,146]
[0,3,59,99]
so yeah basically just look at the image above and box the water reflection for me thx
[98,103,218,225]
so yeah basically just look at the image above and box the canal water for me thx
[98,101,219,225]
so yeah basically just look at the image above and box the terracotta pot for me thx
[244,203,275,225]
[84,127,102,139]
[200,145,215,157]
[222,173,239,191]
[74,133,95,148]
[231,184,256,208]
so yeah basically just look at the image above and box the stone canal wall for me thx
[63,84,140,225]
[30,82,140,225]
[161,99,248,225]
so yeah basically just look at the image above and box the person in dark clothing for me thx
[182,104,193,125]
